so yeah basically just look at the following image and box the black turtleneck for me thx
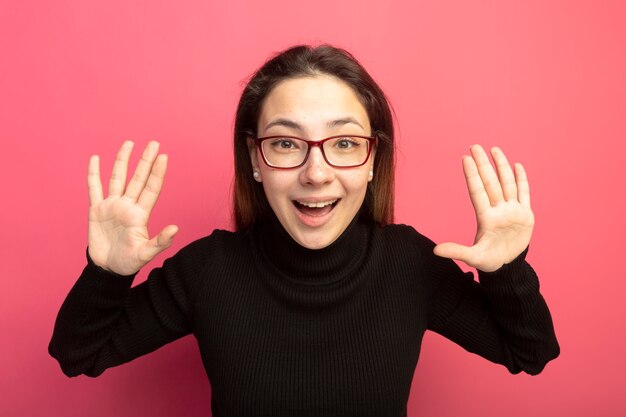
[49,216,559,416]
[258,212,369,284]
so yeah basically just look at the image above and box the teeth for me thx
[297,199,337,208]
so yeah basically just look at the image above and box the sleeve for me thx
[48,237,211,377]
[421,235,560,375]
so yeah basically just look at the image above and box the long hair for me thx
[233,45,395,230]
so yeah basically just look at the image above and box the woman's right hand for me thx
[87,141,179,276]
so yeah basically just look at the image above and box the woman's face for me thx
[250,75,375,249]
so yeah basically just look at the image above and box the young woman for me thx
[50,45,559,416]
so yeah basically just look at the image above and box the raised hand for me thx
[87,141,178,276]
[434,145,534,272]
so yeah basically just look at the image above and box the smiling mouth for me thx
[293,199,339,217]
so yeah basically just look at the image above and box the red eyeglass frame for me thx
[254,135,377,169]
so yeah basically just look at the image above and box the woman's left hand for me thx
[433,145,535,272]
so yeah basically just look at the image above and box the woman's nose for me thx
[299,146,335,185]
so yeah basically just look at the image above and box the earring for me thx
[368,170,374,180]
[253,171,260,179]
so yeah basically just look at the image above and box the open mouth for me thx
[293,199,339,217]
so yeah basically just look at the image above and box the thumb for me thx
[141,225,179,261]
[433,242,473,264]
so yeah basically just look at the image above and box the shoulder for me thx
[163,228,250,271]
[151,228,252,297]
[364,222,440,270]
[375,223,437,251]
[177,228,248,254]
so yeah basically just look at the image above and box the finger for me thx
[462,155,491,215]
[490,147,517,201]
[515,162,532,208]
[124,141,160,202]
[137,153,168,213]
[88,155,104,206]
[470,144,504,205]
[433,242,475,265]
[109,141,134,197]
[140,224,179,262]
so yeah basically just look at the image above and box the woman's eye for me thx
[271,139,297,149]
[336,138,358,149]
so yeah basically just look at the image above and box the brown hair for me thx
[233,44,395,230]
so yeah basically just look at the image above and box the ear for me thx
[367,139,377,182]
[247,137,262,182]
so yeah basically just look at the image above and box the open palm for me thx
[87,141,178,276]
[434,145,534,272]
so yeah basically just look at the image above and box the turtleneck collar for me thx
[253,211,371,286]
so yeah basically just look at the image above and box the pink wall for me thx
[1,0,624,415]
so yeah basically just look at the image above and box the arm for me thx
[428,145,559,374]
[425,243,559,375]
[48,240,208,377]
[49,141,188,376]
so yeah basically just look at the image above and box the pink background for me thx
[1,0,625,416]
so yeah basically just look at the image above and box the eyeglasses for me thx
[254,135,376,169]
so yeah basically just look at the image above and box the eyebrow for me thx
[264,117,365,132]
